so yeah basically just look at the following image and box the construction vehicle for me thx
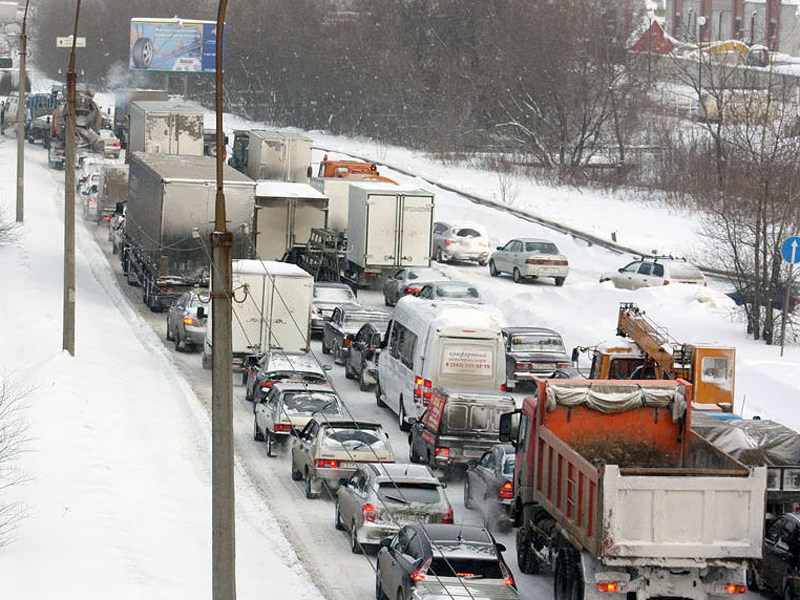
[580,302,735,411]
[46,88,102,170]
[24,90,57,144]
[699,39,770,68]
[317,154,397,183]
[500,377,766,600]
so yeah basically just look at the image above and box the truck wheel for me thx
[554,549,581,600]
[785,583,794,600]
[517,529,540,574]
[398,400,410,432]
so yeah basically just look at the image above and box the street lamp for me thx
[15,0,30,223]
[210,1,236,599]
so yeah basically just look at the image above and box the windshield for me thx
[377,482,441,504]
[510,333,565,352]
[314,286,356,303]
[524,241,559,254]
[437,285,479,299]
[453,228,484,238]
[321,427,388,451]
[282,392,340,415]
[503,456,515,476]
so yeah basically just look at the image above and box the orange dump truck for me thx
[499,377,765,600]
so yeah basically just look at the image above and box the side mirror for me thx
[323,365,333,372]
[496,543,507,553]
[499,410,520,444]
[196,306,206,320]
[496,246,504,251]
[466,459,477,469]
[618,267,624,273]
[380,538,392,548]
[571,347,580,363]
[338,478,350,487]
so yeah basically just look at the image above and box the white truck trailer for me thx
[127,100,204,156]
[228,129,312,182]
[310,177,351,234]
[345,182,434,287]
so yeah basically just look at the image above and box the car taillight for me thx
[597,582,620,593]
[724,585,746,595]
[259,381,273,389]
[405,287,420,294]
[423,379,432,405]
[160,286,174,293]
[274,423,292,433]
[557,362,572,368]
[498,481,514,499]
[442,508,454,524]
[114,141,120,147]
[444,239,453,245]
[515,361,531,370]
[183,316,197,326]
[362,503,377,523]
[435,447,450,463]
[315,458,339,469]
[414,376,423,402]
[500,383,506,392]
[411,556,431,582]
[344,338,352,346]
[663,280,671,285]
[501,562,515,588]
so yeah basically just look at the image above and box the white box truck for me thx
[202,260,314,369]
[127,100,204,156]
[229,129,312,182]
[345,182,434,287]
[310,177,351,234]
[252,181,329,261]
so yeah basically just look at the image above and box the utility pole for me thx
[63,0,81,357]
[15,0,30,223]
[210,1,236,598]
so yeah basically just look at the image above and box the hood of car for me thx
[508,350,570,363]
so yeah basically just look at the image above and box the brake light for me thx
[315,459,339,469]
[442,508,454,524]
[724,585,746,595]
[500,383,506,391]
[183,316,197,326]
[597,583,620,593]
[259,381,273,389]
[499,481,514,499]
[411,556,432,582]
[663,280,670,285]
[414,376,423,402]
[362,503,377,523]
[557,362,572,368]
[344,338,352,346]
[445,239,453,245]
[435,447,450,463]
[501,562,515,588]
[414,376,423,385]
[423,379,432,405]
[113,141,121,147]
[274,423,292,433]
[405,287,420,294]
[103,215,112,221]
[160,286,174,293]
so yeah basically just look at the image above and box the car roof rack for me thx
[639,254,687,263]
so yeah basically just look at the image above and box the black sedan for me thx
[376,524,516,600]
[464,444,516,532]
[502,326,571,391]
[321,303,390,365]
[382,267,448,307]
[344,322,385,391]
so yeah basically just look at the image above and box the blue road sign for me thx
[781,236,800,264]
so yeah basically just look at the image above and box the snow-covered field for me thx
[0,89,797,598]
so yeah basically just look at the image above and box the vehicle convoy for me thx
[202,259,314,369]
[127,100,204,156]
[113,88,169,147]
[95,164,128,224]
[121,153,255,312]
[46,88,102,170]
[345,182,435,287]
[377,297,507,431]
[501,377,766,600]
[582,302,736,411]
[228,129,312,182]
[252,181,329,260]
[408,386,516,476]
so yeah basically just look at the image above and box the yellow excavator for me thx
[699,39,770,67]
[582,303,736,412]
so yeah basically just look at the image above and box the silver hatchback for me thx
[335,463,453,554]
[432,221,491,265]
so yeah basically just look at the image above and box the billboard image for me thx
[129,18,223,74]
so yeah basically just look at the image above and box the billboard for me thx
[129,18,223,74]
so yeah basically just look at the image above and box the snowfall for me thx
[0,87,799,599]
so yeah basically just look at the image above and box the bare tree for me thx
[0,372,31,546]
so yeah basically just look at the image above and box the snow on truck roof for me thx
[130,99,205,114]
[394,296,504,334]
[130,153,255,183]
[347,181,432,195]
[232,259,312,278]
[254,181,327,199]
[247,129,313,142]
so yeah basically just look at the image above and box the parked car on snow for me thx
[335,463,453,554]
[432,221,491,265]
[244,352,330,402]
[290,418,395,499]
[382,267,449,306]
[464,444,516,532]
[488,238,569,286]
[344,322,385,391]
[253,383,344,456]
[92,128,122,158]
[727,284,800,312]
[416,281,481,303]
[312,282,358,333]
[375,524,517,600]
[502,326,571,390]
[322,303,391,365]
[599,256,706,290]
[166,291,209,352]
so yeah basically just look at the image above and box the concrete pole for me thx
[15,0,30,223]
[63,0,81,357]
[210,1,236,598]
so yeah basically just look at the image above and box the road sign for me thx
[781,236,800,264]
[56,36,86,48]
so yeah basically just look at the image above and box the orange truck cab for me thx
[317,154,398,184]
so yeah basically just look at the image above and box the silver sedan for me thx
[166,291,209,351]
[488,238,569,286]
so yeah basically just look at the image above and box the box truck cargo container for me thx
[229,129,312,182]
[127,100,204,156]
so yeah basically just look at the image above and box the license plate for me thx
[534,363,556,371]
[339,462,355,469]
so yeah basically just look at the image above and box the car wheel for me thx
[345,360,356,380]
[384,293,391,306]
[335,500,344,531]
[350,520,363,554]
[478,258,488,266]
[464,476,473,509]
[397,587,407,600]
[513,268,523,283]
[166,321,174,342]
[745,567,760,592]
[175,331,184,352]
[321,338,330,355]
[489,260,499,277]
[333,341,344,365]
[266,432,275,457]
[555,277,566,287]
[376,564,385,600]
[375,383,386,408]
[408,437,420,463]
[126,262,138,286]
[517,528,540,575]
[359,368,372,392]
[290,454,303,481]
[398,400,410,432]
[253,417,264,442]
[435,247,444,263]
[305,470,318,499]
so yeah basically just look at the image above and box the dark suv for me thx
[750,512,800,597]
[375,524,516,600]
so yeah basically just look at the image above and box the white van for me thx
[376,297,507,430]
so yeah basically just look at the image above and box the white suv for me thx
[600,257,706,289]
